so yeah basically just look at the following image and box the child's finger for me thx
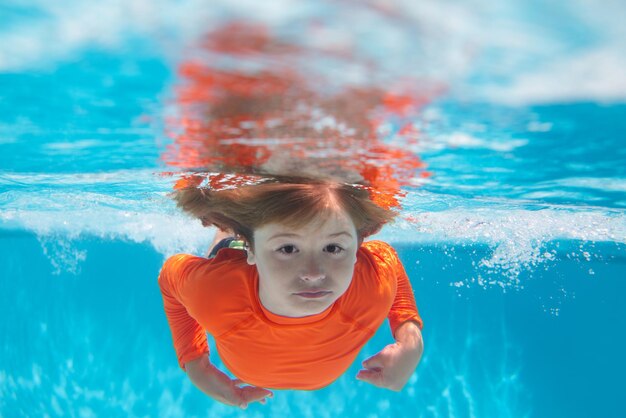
[356,368,384,387]
[362,355,384,369]
[240,385,274,405]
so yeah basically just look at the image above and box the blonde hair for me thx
[172,176,397,246]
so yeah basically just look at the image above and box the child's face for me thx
[247,209,359,318]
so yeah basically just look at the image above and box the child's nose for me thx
[300,272,325,281]
[300,258,325,281]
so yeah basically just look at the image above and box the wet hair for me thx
[172,175,397,247]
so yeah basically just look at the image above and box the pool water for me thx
[1,1,625,417]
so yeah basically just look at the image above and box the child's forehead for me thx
[256,210,357,236]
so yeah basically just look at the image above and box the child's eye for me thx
[324,244,344,254]
[277,245,298,255]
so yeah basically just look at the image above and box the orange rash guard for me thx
[158,240,423,390]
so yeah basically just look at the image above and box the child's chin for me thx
[295,298,334,314]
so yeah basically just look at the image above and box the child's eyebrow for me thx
[267,231,354,241]
[327,231,354,239]
[268,233,301,241]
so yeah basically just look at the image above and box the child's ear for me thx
[246,245,256,265]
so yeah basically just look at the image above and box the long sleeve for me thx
[385,246,423,336]
[157,254,209,370]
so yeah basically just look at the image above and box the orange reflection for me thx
[162,21,440,209]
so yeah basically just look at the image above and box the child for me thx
[158,176,424,409]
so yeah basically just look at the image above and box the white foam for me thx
[3,204,214,274]
[2,207,213,255]
[385,206,625,287]
[2,184,624,281]
[386,207,626,245]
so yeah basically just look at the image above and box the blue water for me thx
[1,1,626,417]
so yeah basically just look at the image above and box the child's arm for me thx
[356,320,423,391]
[158,255,211,368]
[185,356,273,409]
[356,244,424,391]
[158,255,272,407]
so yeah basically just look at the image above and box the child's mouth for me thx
[293,290,333,299]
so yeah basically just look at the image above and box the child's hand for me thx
[186,356,273,409]
[356,322,423,392]
[209,365,273,409]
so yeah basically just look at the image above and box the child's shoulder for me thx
[161,253,206,275]
[359,240,402,271]
[343,241,399,314]
[360,240,397,258]
[161,249,249,285]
